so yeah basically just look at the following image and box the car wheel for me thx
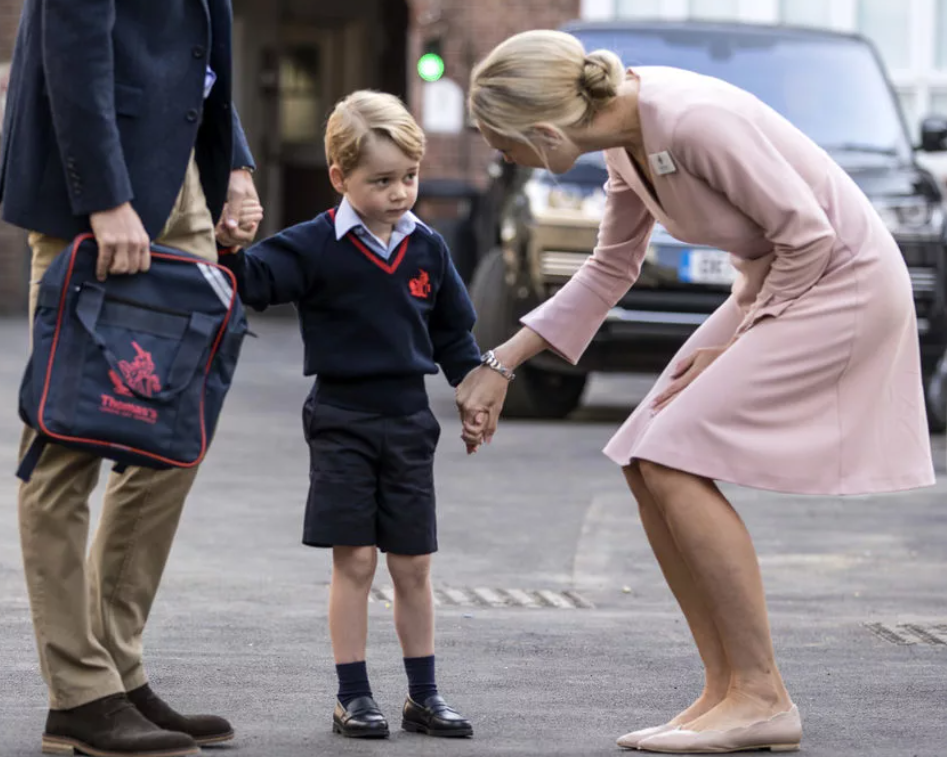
[470,249,587,419]
[924,357,947,434]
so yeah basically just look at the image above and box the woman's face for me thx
[479,124,578,174]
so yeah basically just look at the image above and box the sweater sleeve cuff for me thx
[445,356,483,387]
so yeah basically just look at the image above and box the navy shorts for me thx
[302,394,441,555]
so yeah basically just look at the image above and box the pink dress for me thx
[520,67,935,495]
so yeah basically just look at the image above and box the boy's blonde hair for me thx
[325,90,426,175]
[469,30,624,148]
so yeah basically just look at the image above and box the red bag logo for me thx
[112,341,162,398]
[101,342,161,424]
[109,369,133,397]
[408,269,431,299]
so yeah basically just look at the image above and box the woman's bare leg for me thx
[637,460,792,731]
[624,463,730,724]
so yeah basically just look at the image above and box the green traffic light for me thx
[418,53,445,82]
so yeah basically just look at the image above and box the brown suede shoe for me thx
[128,683,234,746]
[42,692,198,756]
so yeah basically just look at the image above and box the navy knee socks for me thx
[336,661,372,706]
[404,655,438,704]
[337,656,439,706]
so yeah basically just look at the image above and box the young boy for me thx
[220,91,485,739]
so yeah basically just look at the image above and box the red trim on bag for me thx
[327,206,409,274]
[36,233,238,468]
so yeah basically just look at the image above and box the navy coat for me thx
[0,0,255,241]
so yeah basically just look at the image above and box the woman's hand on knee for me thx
[652,346,727,412]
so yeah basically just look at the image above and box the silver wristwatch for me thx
[481,349,515,381]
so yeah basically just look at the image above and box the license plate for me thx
[678,249,737,286]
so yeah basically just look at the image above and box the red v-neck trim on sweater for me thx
[328,207,409,274]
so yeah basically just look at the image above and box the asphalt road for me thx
[0,315,945,757]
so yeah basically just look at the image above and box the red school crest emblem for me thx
[108,341,162,398]
[409,269,431,299]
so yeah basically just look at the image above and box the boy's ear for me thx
[328,164,346,195]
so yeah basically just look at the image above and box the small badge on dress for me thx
[648,151,677,176]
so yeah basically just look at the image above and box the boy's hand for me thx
[463,411,488,455]
[216,169,262,247]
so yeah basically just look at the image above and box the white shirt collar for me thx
[333,197,429,248]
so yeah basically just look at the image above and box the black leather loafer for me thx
[402,695,473,738]
[332,696,390,739]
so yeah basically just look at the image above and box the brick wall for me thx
[0,0,27,315]
[0,0,21,58]
[407,0,581,188]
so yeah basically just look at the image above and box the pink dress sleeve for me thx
[673,104,837,334]
[519,152,655,364]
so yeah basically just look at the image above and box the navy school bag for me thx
[17,234,248,481]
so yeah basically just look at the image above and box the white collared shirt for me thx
[204,67,216,99]
[334,197,429,260]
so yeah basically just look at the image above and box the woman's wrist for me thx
[493,328,547,370]
[480,349,516,380]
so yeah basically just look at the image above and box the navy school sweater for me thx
[219,208,482,415]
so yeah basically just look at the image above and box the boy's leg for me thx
[330,546,386,736]
[378,409,471,738]
[328,546,389,739]
[303,399,389,738]
[330,546,377,669]
[386,553,440,706]
[386,553,434,659]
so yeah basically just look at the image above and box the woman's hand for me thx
[651,345,727,412]
[455,365,511,452]
[456,328,549,452]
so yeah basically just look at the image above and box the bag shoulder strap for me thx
[16,435,49,482]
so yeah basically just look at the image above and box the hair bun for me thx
[581,50,623,102]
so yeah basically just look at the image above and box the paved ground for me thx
[0,315,945,756]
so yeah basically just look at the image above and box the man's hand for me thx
[89,202,151,282]
[234,198,264,232]
[216,168,262,248]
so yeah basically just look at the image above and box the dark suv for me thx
[468,20,947,429]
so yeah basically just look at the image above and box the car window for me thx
[571,27,911,160]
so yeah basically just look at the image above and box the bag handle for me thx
[75,284,218,403]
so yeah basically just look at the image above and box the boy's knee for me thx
[388,554,431,592]
[333,546,377,585]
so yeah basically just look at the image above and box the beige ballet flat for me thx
[617,723,679,750]
[637,704,802,754]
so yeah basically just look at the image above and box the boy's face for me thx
[330,135,420,236]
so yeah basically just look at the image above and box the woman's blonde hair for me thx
[325,90,426,175]
[469,29,624,148]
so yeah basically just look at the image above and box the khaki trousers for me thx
[19,154,218,709]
